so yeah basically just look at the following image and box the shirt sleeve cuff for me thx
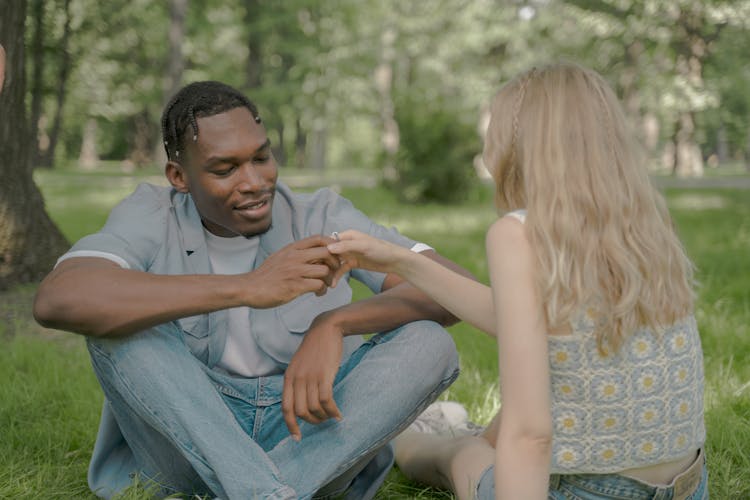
[410,242,434,253]
[55,250,131,269]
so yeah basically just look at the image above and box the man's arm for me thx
[282,249,475,439]
[33,236,340,337]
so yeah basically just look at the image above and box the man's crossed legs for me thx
[86,320,459,499]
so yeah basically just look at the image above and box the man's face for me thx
[176,107,278,238]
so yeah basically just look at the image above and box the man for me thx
[34,81,467,499]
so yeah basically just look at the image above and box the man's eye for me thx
[214,166,236,176]
[254,155,270,164]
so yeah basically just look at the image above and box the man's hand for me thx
[282,315,344,441]
[245,235,340,308]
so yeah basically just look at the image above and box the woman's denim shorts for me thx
[475,449,707,499]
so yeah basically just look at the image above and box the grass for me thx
[1,167,748,498]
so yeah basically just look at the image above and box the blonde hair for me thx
[483,62,695,352]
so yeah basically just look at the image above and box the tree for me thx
[0,0,69,290]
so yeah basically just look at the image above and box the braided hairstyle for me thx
[161,81,262,162]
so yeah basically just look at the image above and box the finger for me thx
[301,277,328,297]
[306,384,328,422]
[282,376,301,441]
[294,380,323,425]
[303,264,338,291]
[292,234,332,250]
[330,259,353,288]
[315,251,341,273]
[318,381,342,422]
[335,229,365,241]
[299,246,340,269]
[303,263,334,280]
[326,239,369,256]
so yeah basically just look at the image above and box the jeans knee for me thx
[397,320,459,380]
[87,323,189,386]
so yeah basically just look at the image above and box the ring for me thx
[331,231,340,241]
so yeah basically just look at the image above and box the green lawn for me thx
[1,168,748,498]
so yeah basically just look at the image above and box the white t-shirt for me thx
[203,228,282,378]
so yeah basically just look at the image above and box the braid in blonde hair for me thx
[509,67,536,172]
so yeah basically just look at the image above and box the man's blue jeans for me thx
[86,320,459,499]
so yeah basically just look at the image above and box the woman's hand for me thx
[327,230,413,287]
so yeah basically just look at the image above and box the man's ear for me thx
[165,161,190,193]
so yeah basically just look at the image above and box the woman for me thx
[327,63,707,499]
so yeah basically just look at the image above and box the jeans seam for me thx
[323,366,460,484]
[560,477,651,499]
[88,342,216,474]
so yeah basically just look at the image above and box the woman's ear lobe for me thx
[165,161,189,193]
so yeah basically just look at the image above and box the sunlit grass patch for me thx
[669,193,728,210]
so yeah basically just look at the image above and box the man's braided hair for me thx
[161,81,261,162]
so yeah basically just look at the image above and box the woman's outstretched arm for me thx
[328,229,497,335]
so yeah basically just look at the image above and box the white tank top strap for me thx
[504,209,527,223]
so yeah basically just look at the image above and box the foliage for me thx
[15,0,750,176]
[389,92,480,203]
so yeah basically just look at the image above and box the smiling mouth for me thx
[235,199,268,211]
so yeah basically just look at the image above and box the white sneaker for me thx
[407,401,485,437]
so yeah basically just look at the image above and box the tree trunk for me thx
[129,110,156,167]
[674,111,703,177]
[308,126,327,171]
[716,122,729,165]
[272,123,287,167]
[153,0,187,166]
[620,41,643,130]
[294,117,306,168]
[78,118,99,170]
[244,0,263,89]
[0,0,69,290]
[38,0,73,168]
[375,26,399,182]
[29,0,45,167]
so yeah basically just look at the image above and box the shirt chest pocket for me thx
[176,313,211,363]
[177,313,210,338]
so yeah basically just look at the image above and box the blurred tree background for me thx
[15,0,750,180]
[1,0,750,286]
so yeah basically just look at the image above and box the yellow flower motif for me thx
[677,435,686,447]
[561,385,572,394]
[644,410,655,422]
[604,418,616,428]
[602,449,615,460]
[563,418,575,429]
[642,442,653,453]
[637,341,648,352]
[680,402,688,414]
[675,336,685,348]
[562,451,574,462]
[603,385,616,396]
[643,377,654,388]
[679,369,687,381]
[555,351,568,363]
